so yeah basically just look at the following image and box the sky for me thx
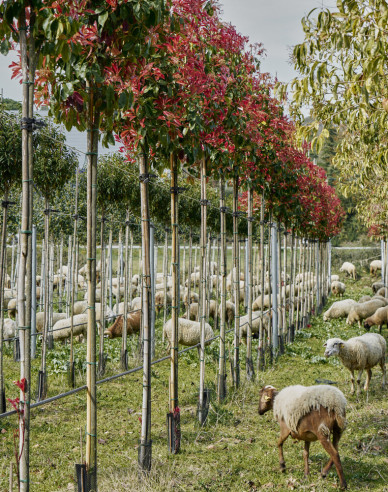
[0,0,337,102]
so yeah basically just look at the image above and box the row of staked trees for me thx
[0,1,344,489]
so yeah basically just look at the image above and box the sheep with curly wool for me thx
[372,281,384,294]
[370,260,382,276]
[163,318,213,349]
[358,295,371,303]
[364,305,388,334]
[258,384,347,489]
[346,299,386,327]
[322,299,357,322]
[339,262,357,280]
[331,281,346,297]
[324,333,386,395]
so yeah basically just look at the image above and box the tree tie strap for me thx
[85,431,96,437]
[85,361,97,365]
[19,479,29,484]
[86,128,99,132]
[22,81,34,85]
[20,230,32,234]
[86,152,98,156]
[17,326,31,330]
[139,173,157,183]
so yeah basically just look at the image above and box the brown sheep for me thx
[364,305,388,333]
[258,385,347,490]
[104,311,141,339]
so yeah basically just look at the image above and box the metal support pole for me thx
[271,223,278,356]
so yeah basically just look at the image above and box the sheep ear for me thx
[323,342,327,347]
[339,342,344,348]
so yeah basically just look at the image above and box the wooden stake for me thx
[218,178,227,401]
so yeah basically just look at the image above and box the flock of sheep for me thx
[259,259,386,490]
[2,249,386,489]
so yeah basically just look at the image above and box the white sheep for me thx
[163,318,214,348]
[346,299,386,327]
[358,295,372,303]
[370,260,382,276]
[258,384,347,489]
[3,318,16,345]
[324,333,386,395]
[51,314,88,341]
[363,305,388,334]
[36,312,67,333]
[331,274,340,282]
[239,311,271,339]
[376,287,388,298]
[331,281,346,297]
[372,281,384,294]
[322,299,357,322]
[339,262,357,280]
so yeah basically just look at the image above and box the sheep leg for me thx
[277,424,290,472]
[318,434,347,489]
[321,428,342,477]
[303,441,310,477]
[364,369,372,392]
[350,370,355,395]
[356,369,363,396]
[380,357,386,389]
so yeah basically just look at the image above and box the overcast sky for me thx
[0,1,336,101]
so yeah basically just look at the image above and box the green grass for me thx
[1,271,387,491]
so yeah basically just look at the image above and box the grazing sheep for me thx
[331,275,340,282]
[3,289,15,309]
[340,262,357,280]
[155,291,172,315]
[7,298,17,319]
[104,311,141,339]
[331,281,346,297]
[372,282,384,294]
[51,314,88,341]
[219,301,235,328]
[239,311,271,340]
[373,295,387,303]
[322,299,357,322]
[376,287,388,298]
[83,289,102,302]
[131,297,141,311]
[370,260,382,276]
[3,318,16,344]
[258,385,347,490]
[358,295,371,303]
[36,312,67,333]
[131,274,140,286]
[183,291,199,305]
[182,302,199,321]
[364,306,388,334]
[346,299,387,327]
[324,333,386,395]
[163,318,214,348]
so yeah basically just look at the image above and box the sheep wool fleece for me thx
[273,385,347,433]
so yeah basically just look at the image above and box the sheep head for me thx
[258,385,277,415]
[324,338,344,357]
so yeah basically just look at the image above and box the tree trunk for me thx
[121,210,130,370]
[218,178,227,401]
[138,149,152,470]
[0,189,9,413]
[69,169,79,385]
[168,152,180,452]
[258,193,265,371]
[232,175,240,388]
[198,157,208,424]
[246,187,254,379]
[85,89,99,490]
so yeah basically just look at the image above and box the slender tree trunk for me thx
[138,149,152,470]
[258,193,265,371]
[98,210,106,377]
[218,179,227,400]
[232,175,240,388]
[246,188,254,379]
[198,157,208,424]
[168,152,180,452]
[69,169,79,386]
[85,91,99,490]
[0,190,9,413]
[121,210,130,370]
[18,11,33,488]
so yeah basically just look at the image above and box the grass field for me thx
[0,270,387,491]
